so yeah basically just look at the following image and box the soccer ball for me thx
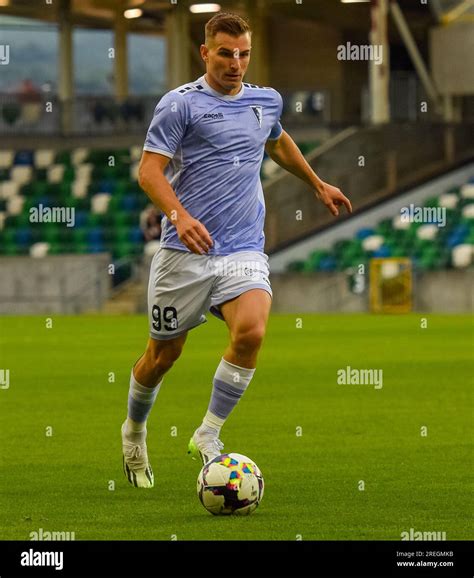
[197,453,264,516]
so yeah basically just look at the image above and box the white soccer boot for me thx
[187,427,224,466]
[121,421,154,488]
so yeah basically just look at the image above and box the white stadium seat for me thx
[0,151,14,169]
[392,214,410,230]
[91,193,111,214]
[416,224,438,240]
[71,148,89,166]
[460,183,474,199]
[47,164,65,184]
[30,242,50,258]
[438,193,458,209]
[461,204,474,219]
[35,149,55,169]
[451,244,473,268]
[72,181,88,199]
[10,165,32,185]
[362,235,384,252]
[130,162,140,181]
[75,163,93,181]
[7,195,25,216]
[0,180,20,200]
[130,146,142,162]
[144,240,161,256]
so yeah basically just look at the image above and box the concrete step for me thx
[101,280,144,314]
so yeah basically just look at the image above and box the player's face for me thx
[202,32,251,95]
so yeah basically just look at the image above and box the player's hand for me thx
[174,213,213,254]
[315,181,352,217]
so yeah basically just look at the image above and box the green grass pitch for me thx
[0,313,472,540]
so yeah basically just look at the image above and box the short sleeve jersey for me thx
[143,75,283,255]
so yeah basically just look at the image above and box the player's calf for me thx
[121,336,187,488]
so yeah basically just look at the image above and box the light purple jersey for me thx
[143,75,283,255]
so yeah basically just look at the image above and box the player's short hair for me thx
[205,12,251,44]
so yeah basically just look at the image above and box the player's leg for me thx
[122,333,187,488]
[219,288,272,368]
[189,289,272,464]
[123,246,213,486]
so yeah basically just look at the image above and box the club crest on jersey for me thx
[250,106,263,128]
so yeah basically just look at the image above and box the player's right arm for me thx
[138,151,212,254]
[140,91,213,254]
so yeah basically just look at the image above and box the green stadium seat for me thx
[67,196,90,211]
[54,151,72,166]
[72,242,88,254]
[4,215,20,228]
[112,210,141,227]
[3,242,21,255]
[47,242,62,255]
[113,241,135,259]
[42,225,60,244]
[62,166,75,182]
[113,226,131,243]
[58,182,72,197]
[16,212,32,227]
[72,228,88,245]
[376,218,393,236]
[287,261,305,272]
[424,196,439,208]
[87,212,112,227]
[446,186,461,196]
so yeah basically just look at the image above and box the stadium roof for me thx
[0,0,435,38]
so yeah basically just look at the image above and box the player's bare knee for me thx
[231,325,266,355]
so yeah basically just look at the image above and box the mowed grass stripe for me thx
[0,314,472,540]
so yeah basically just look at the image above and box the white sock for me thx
[200,411,226,436]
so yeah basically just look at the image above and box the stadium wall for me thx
[0,254,111,314]
[270,270,473,314]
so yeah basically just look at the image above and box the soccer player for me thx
[122,12,352,488]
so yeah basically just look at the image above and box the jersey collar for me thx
[199,75,245,101]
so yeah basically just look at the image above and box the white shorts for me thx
[147,247,272,340]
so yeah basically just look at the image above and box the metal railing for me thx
[0,93,161,136]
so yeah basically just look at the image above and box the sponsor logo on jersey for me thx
[203,112,224,120]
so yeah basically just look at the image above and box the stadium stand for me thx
[287,179,474,273]
[0,146,148,260]
[0,141,321,262]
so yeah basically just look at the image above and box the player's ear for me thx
[200,44,208,62]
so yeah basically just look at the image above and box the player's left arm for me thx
[265,130,352,217]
